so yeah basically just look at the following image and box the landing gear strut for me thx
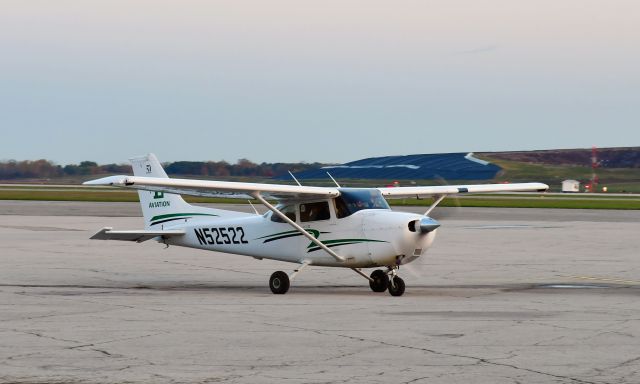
[388,276,405,296]
[367,267,405,296]
[268,262,309,294]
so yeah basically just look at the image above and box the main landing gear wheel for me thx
[388,276,405,297]
[269,271,290,294]
[369,269,388,292]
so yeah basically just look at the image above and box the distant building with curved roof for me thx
[286,152,501,181]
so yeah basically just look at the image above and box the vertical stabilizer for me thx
[130,154,195,229]
[129,154,249,229]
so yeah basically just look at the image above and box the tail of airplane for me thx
[129,154,247,229]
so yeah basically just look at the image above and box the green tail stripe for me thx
[150,212,219,221]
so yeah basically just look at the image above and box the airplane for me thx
[84,153,548,296]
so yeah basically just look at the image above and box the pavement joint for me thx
[263,321,611,384]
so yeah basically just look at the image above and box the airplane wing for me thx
[83,175,340,200]
[377,182,548,199]
[85,176,546,200]
[90,227,185,242]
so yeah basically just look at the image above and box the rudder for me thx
[129,154,250,228]
[130,154,196,229]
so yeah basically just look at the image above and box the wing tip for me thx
[83,175,128,186]
[536,183,550,192]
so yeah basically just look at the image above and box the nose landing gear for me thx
[366,267,405,296]
[388,275,406,296]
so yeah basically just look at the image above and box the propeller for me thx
[402,176,461,278]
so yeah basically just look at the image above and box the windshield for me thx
[334,189,390,218]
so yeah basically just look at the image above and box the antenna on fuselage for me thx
[247,200,260,215]
[326,172,341,188]
[288,170,302,186]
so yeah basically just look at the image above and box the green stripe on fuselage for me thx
[256,229,327,243]
[307,238,387,252]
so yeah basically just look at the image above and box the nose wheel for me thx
[367,268,406,296]
[388,276,405,296]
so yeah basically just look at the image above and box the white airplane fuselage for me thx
[163,209,437,268]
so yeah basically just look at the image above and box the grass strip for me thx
[0,190,243,204]
[1,190,639,209]
[391,197,640,210]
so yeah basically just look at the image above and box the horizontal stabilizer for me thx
[90,227,185,243]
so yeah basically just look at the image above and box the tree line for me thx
[0,159,325,180]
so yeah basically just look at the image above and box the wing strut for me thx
[424,194,447,216]
[251,192,345,262]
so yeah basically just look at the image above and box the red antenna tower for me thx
[589,146,599,192]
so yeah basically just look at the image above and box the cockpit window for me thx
[271,205,296,222]
[334,189,390,218]
[300,201,330,222]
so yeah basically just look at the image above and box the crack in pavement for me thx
[6,328,162,368]
[162,260,261,276]
[260,321,610,384]
[317,349,364,362]
[10,330,123,360]
[10,289,182,317]
[75,331,168,349]
[14,330,82,345]
[400,376,431,384]
[612,356,640,369]
[336,332,608,384]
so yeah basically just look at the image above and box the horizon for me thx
[1,145,637,166]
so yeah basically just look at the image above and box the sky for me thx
[1,0,639,165]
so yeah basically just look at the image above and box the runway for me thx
[1,201,639,383]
